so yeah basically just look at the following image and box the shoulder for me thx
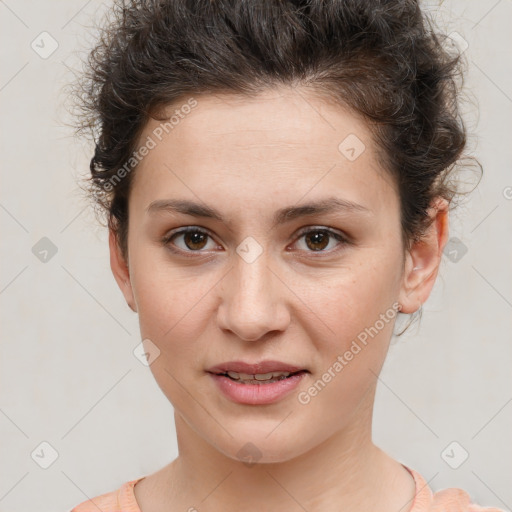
[431,488,505,512]
[405,466,506,512]
[70,477,144,512]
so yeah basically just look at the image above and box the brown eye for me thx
[304,231,330,251]
[182,231,208,250]
[163,227,217,253]
[293,228,348,254]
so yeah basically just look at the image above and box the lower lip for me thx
[208,371,308,405]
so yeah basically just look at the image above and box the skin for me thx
[109,86,449,512]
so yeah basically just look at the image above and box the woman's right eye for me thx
[162,227,219,254]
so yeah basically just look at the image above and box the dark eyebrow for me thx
[146,196,372,229]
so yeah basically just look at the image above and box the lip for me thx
[208,371,308,405]
[206,360,306,375]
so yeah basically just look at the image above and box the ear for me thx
[109,229,137,313]
[398,197,449,314]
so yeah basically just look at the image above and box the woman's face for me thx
[110,87,442,463]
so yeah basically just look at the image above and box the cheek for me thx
[310,253,401,332]
[133,269,217,408]
[131,255,219,344]
[298,282,397,422]
[305,252,401,376]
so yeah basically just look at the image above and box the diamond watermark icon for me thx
[441,441,469,469]
[236,442,262,468]
[444,31,469,55]
[236,236,263,264]
[31,31,59,59]
[443,237,468,263]
[32,237,58,263]
[31,441,59,469]
[338,134,366,162]
[133,338,161,366]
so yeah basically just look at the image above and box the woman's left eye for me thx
[292,227,348,253]
[162,226,348,256]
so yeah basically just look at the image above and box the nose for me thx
[216,252,291,342]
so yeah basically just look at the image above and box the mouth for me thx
[206,360,310,387]
[206,360,309,383]
[206,362,310,404]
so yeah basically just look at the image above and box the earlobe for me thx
[398,197,449,314]
[108,229,137,313]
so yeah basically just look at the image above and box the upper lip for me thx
[206,360,307,375]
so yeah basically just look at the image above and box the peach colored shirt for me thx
[70,465,506,512]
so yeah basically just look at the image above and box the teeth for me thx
[254,372,290,381]
[226,371,291,381]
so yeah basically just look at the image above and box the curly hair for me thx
[72,0,479,332]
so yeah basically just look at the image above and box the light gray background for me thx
[0,1,511,511]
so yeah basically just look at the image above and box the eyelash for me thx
[161,226,350,258]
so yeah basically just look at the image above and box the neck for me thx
[157,385,416,512]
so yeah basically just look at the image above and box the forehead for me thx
[129,87,398,221]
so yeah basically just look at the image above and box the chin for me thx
[210,426,317,466]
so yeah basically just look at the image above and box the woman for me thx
[70,0,502,510]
